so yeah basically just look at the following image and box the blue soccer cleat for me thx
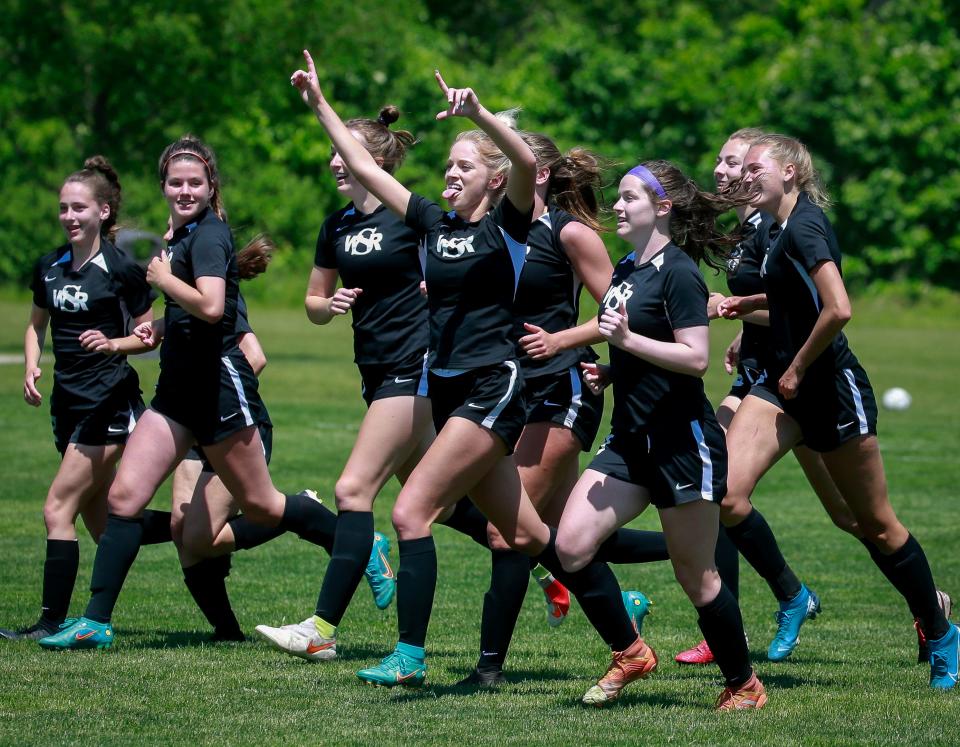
[365,532,396,610]
[928,623,959,690]
[38,617,113,651]
[357,649,426,688]
[622,590,653,636]
[767,585,820,662]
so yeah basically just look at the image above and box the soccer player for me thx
[0,157,157,641]
[557,161,766,709]
[254,106,434,659]
[720,133,957,689]
[39,136,340,650]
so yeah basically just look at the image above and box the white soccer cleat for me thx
[255,616,337,661]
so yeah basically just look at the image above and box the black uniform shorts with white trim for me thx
[185,421,274,473]
[727,357,770,401]
[52,390,146,456]
[588,419,728,510]
[358,350,429,406]
[152,353,263,446]
[524,365,604,452]
[428,361,526,454]
[751,363,878,453]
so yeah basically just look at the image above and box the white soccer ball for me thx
[882,387,912,411]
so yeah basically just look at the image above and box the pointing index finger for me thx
[434,69,449,96]
[303,49,317,76]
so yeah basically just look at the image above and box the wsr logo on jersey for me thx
[344,227,383,256]
[435,234,475,259]
[52,285,89,313]
[602,282,633,310]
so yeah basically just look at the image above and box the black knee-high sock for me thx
[725,509,801,602]
[85,514,144,623]
[182,555,243,639]
[396,536,437,648]
[315,511,374,626]
[882,535,949,640]
[439,498,489,548]
[41,539,79,624]
[696,584,752,688]
[140,510,172,545]
[228,515,286,551]
[858,537,901,585]
[278,493,337,554]
[715,525,740,600]
[594,528,670,564]
[536,531,635,651]
[477,550,530,670]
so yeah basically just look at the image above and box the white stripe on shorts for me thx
[690,420,714,501]
[842,368,869,435]
[482,361,519,429]
[563,366,583,429]
[417,351,430,397]
[222,356,254,426]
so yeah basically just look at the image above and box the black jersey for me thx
[513,206,587,376]
[725,210,775,366]
[30,238,153,409]
[601,244,713,434]
[406,193,530,369]
[759,192,859,378]
[160,209,243,382]
[315,203,428,365]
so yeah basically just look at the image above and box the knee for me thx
[106,478,142,517]
[391,500,429,540]
[673,563,719,607]
[831,513,860,536]
[240,502,276,526]
[719,496,753,525]
[486,524,512,552]
[858,517,905,552]
[334,474,373,512]
[43,494,74,534]
[555,531,593,573]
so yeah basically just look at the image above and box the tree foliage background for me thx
[3,0,958,292]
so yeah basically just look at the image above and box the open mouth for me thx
[442,183,462,200]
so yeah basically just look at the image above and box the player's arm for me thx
[24,305,49,406]
[305,266,362,325]
[238,332,267,376]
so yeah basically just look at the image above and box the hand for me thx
[580,362,610,395]
[133,320,161,348]
[724,336,741,375]
[290,49,326,111]
[329,287,362,315]
[434,70,481,121]
[519,323,560,360]
[717,295,754,319]
[707,292,726,320]
[146,252,172,288]
[24,367,42,406]
[419,280,428,298]
[598,303,631,349]
[78,329,118,355]
[778,363,804,400]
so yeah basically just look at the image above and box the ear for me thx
[782,162,796,182]
[99,203,111,222]
[655,198,672,218]
[535,166,551,186]
[487,171,505,191]
[374,156,385,168]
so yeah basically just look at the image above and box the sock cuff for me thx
[696,583,736,617]
[396,641,425,660]
[398,536,435,557]
[107,513,144,526]
[887,533,920,565]
[723,509,758,539]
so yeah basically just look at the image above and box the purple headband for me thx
[627,164,667,199]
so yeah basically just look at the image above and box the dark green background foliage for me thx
[3,0,959,290]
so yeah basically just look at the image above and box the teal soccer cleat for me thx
[357,649,426,688]
[622,590,653,636]
[928,623,959,690]
[365,532,396,610]
[38,617,113,651]
[767,585,820,662]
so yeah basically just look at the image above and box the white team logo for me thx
[727,246,742,274]
[601,282,633,311]
[52,284,89,312]
[344,227,383,256]
[435,234,475,259]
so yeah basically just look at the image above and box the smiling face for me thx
[59,181,109,247]
[163,159,213,228]
[330,129,371,200]
[714,138,751,190]
[443,140,498,217]
[742,145,792,212]
[612,174,666,245]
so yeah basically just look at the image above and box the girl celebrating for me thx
[40,136,340,650]
[720,134,957,689]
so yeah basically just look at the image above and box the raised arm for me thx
[434,71,536,214]
[291,50,411,218]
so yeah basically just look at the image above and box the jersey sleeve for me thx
[663,261,709,331]
[491,196,533,244]
[313,215,338,269]
[786,213,835,273]
[114,253,156,318]
[404,193,443,236]
[190,225,232,280]
[235,293,253,335]
[29,257,47,309]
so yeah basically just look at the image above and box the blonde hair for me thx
[726,127,766,146]
[452,110,519,203]
[751,134,832,210]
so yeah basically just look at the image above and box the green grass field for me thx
[0,295,958,745]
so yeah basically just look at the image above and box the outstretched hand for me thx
[291,49,326,110]
[434,70,481,121]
